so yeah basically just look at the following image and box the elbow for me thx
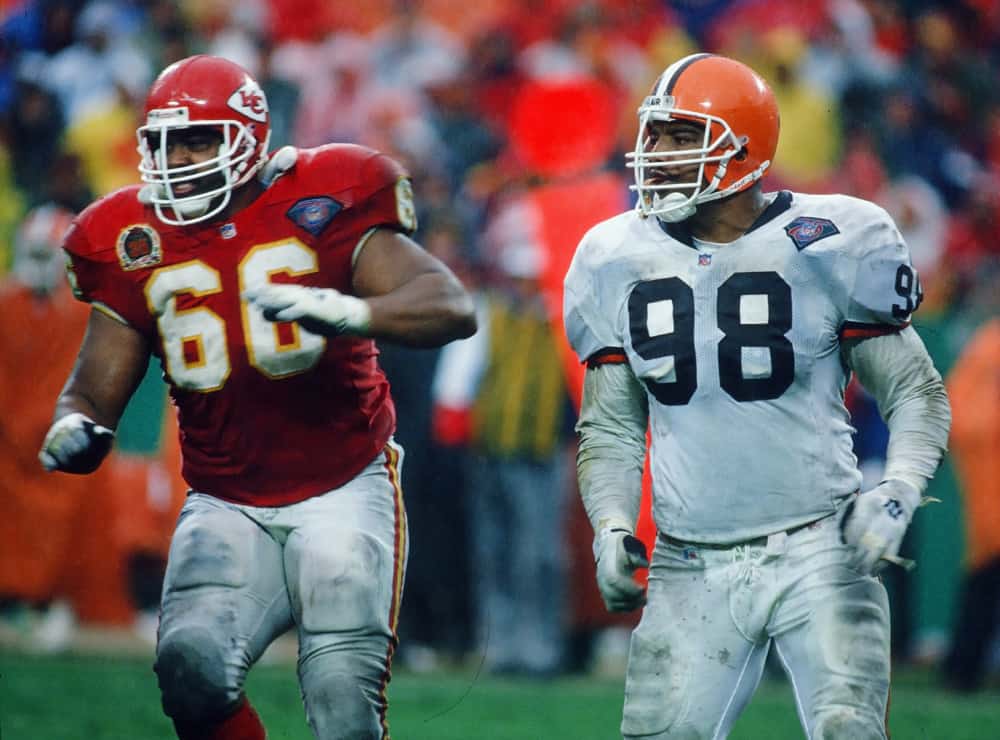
[438,278,477,342]
[414,288,477,347]
[451,293,478,340]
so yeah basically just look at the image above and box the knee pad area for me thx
[155,628,243,723]
[812,707,886,740]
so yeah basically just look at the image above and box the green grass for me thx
[1,651,997,739]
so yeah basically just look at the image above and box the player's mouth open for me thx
[172,176,216,197]
[645,172,676,187]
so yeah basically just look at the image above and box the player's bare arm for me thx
[350,227,476,346]
[40,308,151,473]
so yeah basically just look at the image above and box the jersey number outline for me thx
[144,240,325,391]
[628,271,794,405]
[891,263,923,320]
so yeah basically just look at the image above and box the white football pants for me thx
[154,442,407,740]
[622,510,890,739]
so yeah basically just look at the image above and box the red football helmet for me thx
[626,53,780,223]
[136,55,271,225]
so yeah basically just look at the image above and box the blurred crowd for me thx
[1,0,998,688]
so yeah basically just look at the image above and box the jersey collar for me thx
[658,190,794,247]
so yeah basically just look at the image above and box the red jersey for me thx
[63,144,417,506]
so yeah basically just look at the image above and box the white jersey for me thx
[564,191,922,543]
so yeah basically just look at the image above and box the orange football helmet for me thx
[627,53,780,223]
[136,55,272,226]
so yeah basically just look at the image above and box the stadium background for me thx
[0,0,998,736]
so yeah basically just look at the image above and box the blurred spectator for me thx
[0,203,92,652]
[435,207,574,677]
[368,0,466,91]
[0,129,27,271]
[941,316,1000,692]
[463,23,527,138]
[755,27,842,190]
[906,8,995,143]
[5,76,64,204]
[517,0,653,128]
[64,83,143,197]
[424,75,503,191]
[41,0,151,127]
[45,152,93,214]
[799,0,899,105]
[877,85,977,208]
[132,0,201,72]
[942,177,1000,313]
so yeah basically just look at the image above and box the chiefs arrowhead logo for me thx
[227,76,268,122]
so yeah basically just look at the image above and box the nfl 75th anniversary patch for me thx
[783,216,840,250]
[286,196,343,236]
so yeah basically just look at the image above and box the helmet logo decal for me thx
[116,224,162,270]
[783,216,840,251]
[286,197,343,236]
[227,77,268,122]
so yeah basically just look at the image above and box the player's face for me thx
[148,128,226,197]
[643,119,707,196]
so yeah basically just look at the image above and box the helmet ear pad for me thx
[733,136,750,162]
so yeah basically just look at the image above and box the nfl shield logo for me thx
[698,253,712,266]
[220,223,237,239]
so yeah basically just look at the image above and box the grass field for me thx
[1,650,998,739]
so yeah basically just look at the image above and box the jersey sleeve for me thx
[841,207,922,340]
[353,151,418,236]
[62,219,148,330]
[563,230,623,365]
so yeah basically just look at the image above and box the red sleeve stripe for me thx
[586,347,628,368]
[839,321,909,340]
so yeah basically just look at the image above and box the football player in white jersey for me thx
[563,53,951,739]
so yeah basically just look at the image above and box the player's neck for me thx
[214,180,266,223]
[686,187,770,244]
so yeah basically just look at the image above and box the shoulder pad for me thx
[67,186,151,261]
[563,215,634,362]
[285,144,409,207]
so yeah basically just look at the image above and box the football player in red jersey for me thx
[39,55,476,740]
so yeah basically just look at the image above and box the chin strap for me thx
[651,192,697,223]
